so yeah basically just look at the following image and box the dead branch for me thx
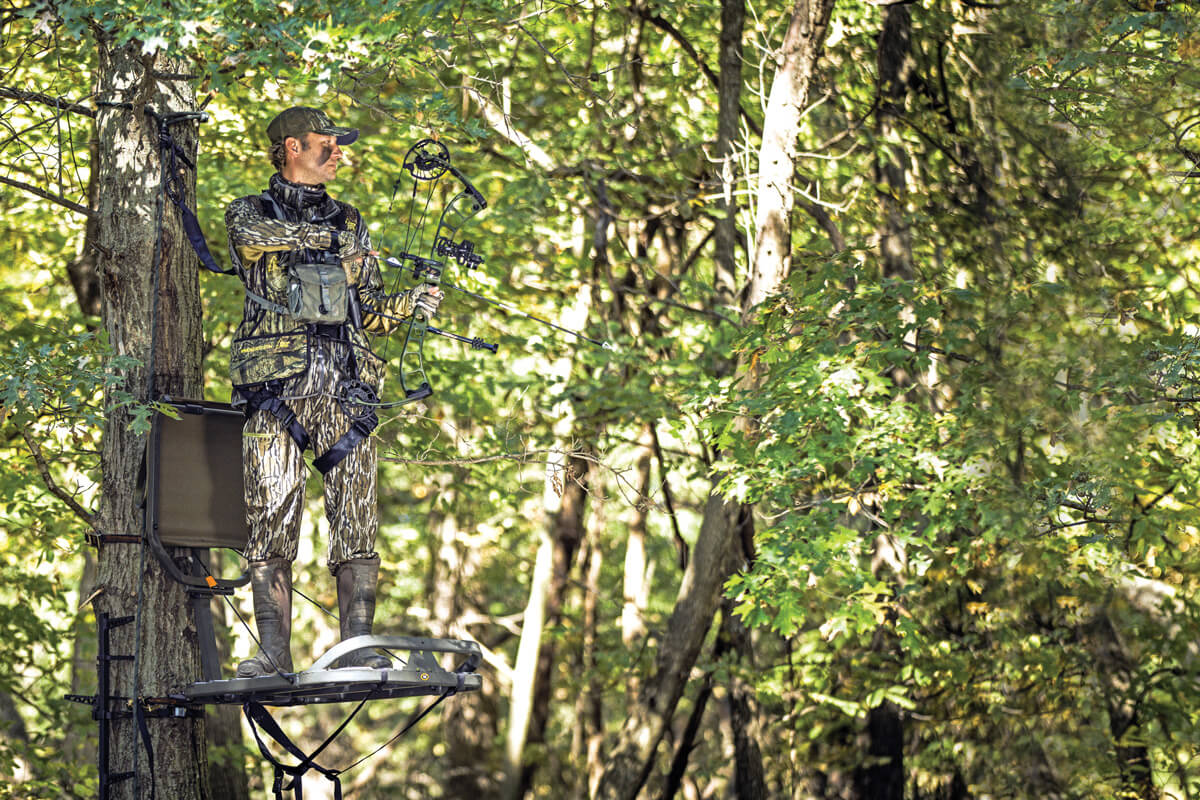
[0,173,93,217]
[0,86,96,117]
[21,429,99,533]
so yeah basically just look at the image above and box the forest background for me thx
[4,0,1200,798]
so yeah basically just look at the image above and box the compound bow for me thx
[380,139,497,406]
[377,139,615,407]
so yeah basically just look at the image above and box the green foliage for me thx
[13,0,1200,795]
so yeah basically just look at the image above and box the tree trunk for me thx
[621,425,653,705]
[90,39,208,800]
[594,3,836,797]
[851,9,913,800]
[875,3,914,283]
[521,452,591,796]
[713,0,746,310]
[747,0,836,315]
[720,598,767,799]
[503,285,595,798]
[575,530,606,797]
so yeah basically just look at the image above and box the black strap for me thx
[241,385,311,452]
[243,699,371,800]
[134,702,157,800]
[313,411,378,475]
[158,124,234,275]
[337,682,463,777]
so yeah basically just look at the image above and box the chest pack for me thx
[288,260,347,324]
[246,192,349,325]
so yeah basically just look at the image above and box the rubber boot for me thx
[236,558,294,677]
[335,556,391,669]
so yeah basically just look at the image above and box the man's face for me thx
[284,132,343,185]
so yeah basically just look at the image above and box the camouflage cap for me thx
[267,107,359,146]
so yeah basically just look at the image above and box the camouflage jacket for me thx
[226,174,416,391]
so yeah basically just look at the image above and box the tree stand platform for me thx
[183,634,482,706]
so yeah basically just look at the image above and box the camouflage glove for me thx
[414,285,443,320]
[383,289,417,321]
[337,230,366,286]
[382,285,442,321]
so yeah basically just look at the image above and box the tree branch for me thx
[0,86,95,117]
[21,430,99,533]
[634,7,763,137]
[0,173,93,217]
[461,80,559,171]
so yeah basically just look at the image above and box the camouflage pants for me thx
[242,339,379,573]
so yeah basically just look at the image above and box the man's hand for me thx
[414,285,443,319]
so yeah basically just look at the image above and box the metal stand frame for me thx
[66,612,203,800]
[69,400,484,795]
[183,635,483,706]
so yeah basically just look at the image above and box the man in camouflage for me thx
[226,106,440,677]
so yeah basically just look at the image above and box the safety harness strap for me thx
[158,123,234,276]
[241,385,310,452]
[312,411,378,474]
[244,288,290,316]
[134,703,157,800]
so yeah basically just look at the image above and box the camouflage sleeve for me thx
[225,196,335,268]
[351,213,419,334]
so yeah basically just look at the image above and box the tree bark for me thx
[713,0,746,310]
[90,40,208,799]
[720,598,767,799]
[521,452,591,796]
[594,3,836,797]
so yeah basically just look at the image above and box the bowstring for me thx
[381,170,438,364]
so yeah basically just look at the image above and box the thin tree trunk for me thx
[594,3,836,797]
[90,40,208,800]
[521,452,590,796]
[503,284,596,798]
[621,425,653,705]
[573,496,606,797]
[875,3,914,284]
[713,0,746,310]
[721,598,767,799]
[747,0,837,314]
